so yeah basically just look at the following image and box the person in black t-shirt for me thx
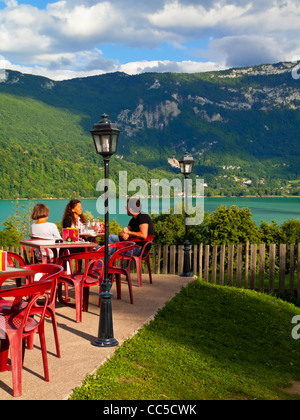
[109,198,154,257]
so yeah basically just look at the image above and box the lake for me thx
[0,197,299,229]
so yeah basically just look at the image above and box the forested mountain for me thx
[0,61,299,199]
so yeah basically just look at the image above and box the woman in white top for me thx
[30,203,62,240]
[30,203,62,261]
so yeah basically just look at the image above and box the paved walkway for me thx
[0,274,194,400]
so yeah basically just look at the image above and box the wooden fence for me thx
[150,242,300,297]
[3,242,300,297]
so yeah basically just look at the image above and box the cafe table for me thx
[0,266,36,288]
[20,239,97,264]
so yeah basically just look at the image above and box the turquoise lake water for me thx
[0,197,299,229]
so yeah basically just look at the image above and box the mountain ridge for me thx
[0,61,299,199]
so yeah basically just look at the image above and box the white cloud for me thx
[0,0,299,80]
[148,1,252,29]
[120,59,226,75]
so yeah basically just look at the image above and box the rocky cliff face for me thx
[118,100,181,135]
[113,61,300,138]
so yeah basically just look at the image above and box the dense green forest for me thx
[0,63,299,199]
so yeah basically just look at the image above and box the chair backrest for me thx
[134,235,155,257]
[0,281,52,332]
[108,242,136,266]
[22,264,64,282]
[7,252,26,268]
[22,238,53,264]
[22,264,64,305]
[56,251,104,277]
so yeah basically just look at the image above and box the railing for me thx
[3,243,300,297]
[151,242,300,297]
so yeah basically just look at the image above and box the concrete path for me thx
[0,274,194,400]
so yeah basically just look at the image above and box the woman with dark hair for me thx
[62,199,86,230]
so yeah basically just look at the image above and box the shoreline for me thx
[1,195,299,201]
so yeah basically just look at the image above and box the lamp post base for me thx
[93,337,119,348]
[180,272,194,278]
[92,279,119,348]
[180,239,194,278]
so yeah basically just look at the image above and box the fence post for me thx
[219,245,225,286]
[259,244,265,293]
[204,245,210,283]
[245,241,249,289]
[269,244,276,294]
[170,245,176,275]
[178,245,184,275]
[250,244,257,290]
[290,244,295,296]
[227,245,234,287]
[193,245,198,276]
[211,245,218,285]
[156,245,162,275]
[279,244,286,293]
[163,245,169,275]
[236,244,243,288]
[151,246,156,275]
[198,243,203,280]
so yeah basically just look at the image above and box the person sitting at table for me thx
[62,200,87,260]
[109,198,155,257]
[31,203,62,241]
[62,199,86,230]
[30,203,62,261]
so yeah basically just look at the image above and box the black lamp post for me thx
[90,114,120,347]
[179,152,194,277]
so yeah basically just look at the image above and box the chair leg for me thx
[38,324,49,382]
[116,274,122,300]
[10,334,23,398]
[0,339,9,372]
[27,334,34,350]
[47,310,61,358]
[134,258,143,287]
[146,257,153,284]
[83,288,90,313]
[126,274,134,304]
[74,284,83,323]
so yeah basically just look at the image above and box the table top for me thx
[20,240,96,249]
[0,266,36,279]
[79,232,105,238]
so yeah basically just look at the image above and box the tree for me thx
[281,219,300,244]
[259,220,285,245]
[201,205,260,245]
[0,200,32,247]
[151,212,186,246]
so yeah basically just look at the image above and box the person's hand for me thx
[119,231,129,240]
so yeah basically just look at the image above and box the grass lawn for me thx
[69,280,300,400]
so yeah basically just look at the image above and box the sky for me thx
[0,0,299,81]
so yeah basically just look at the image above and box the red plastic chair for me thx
[24,264,64,358]
[0,264,64,358]
[120,236,154,287]
[0,281,52,397]
[7,252,26,268]
[7,252,26,287]
[21,238,54,264]
[94,242,136,305]
[56,251,103,323]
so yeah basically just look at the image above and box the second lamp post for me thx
[179,152,194,277]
